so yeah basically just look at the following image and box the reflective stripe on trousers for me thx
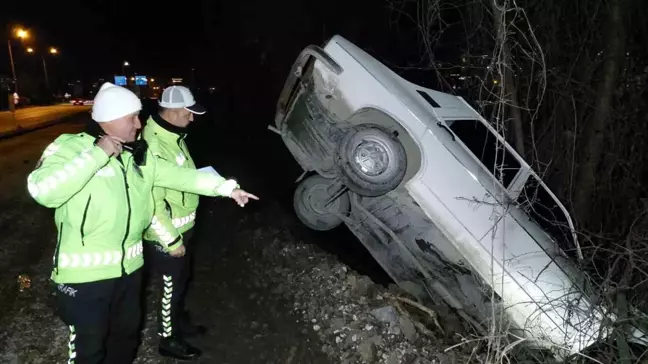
[160,275,174,337]
[68,325,76,363]
[57,241,143,269]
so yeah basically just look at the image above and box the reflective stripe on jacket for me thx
[27,132,238,284]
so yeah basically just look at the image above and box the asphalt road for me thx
[0,104,91,136]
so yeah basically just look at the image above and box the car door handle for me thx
[436,122,455,141]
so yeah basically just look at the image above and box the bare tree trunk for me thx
[490,0,526,158]
[573,0,627,224]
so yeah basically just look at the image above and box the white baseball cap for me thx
[158,85,206,115]
[92,82,142,122]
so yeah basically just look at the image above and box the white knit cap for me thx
[91,82,142,122]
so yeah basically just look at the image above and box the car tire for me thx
[336,124,407,197]
[293,175,350,231]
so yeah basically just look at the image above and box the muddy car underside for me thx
[274,55,498,337]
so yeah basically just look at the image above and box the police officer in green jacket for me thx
[26,82,258,364]
[140,85,211,360]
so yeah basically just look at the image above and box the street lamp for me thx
[122,61,129,76]
[26,46,59,93]
[7,27,29,94]
[16,29,28,39]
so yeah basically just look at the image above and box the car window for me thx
[445,119,521,188]
[516,176,578,257]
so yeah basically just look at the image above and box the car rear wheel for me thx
[336,124,407,197]
[293,175,350,231]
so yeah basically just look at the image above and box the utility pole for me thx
[7,39,18,94]
[42,56,50,91]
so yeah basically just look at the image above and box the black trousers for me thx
[144,227,194,339]
[54,269,143,364]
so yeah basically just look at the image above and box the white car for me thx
[270,35,647,359]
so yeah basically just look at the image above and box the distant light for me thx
[49,47,58,54]
[130,77,135,81]
[493,80,499,85]
[26,47,34,53]
[15,28,28,39]
[150,78,155,82]
[124,61,130,66]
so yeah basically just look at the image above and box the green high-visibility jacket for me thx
[27,131,240,284]
[142,115,202,250]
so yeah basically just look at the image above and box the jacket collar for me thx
[85,120,104,139]
[84,120,148,167]
[152,113,188,139]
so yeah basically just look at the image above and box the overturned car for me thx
[270,35,646,359]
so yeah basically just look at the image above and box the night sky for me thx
[1,0,452,89]
[2,0,214,82]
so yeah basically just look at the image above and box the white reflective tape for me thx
[38,181,50,195]
[171,213,196,229]
[46,175,58,190]
[70,254,80,268]
[64,164,77,176]
[68,324,76,363]
[56,248,140,270]
[55,170,69,183]
[96,166,115,177]
[216,179,238,197]
[103,251,112,265]
[112,251,121,264]
[43,143,60,157]
[176,154,186,166]
[73,157,85,169]
[81,151,93,162]
[82,254,91,267]
[27,181,39,198]
[59,253,70,268]
[151,216,178,244]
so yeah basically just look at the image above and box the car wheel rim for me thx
[353,140,390,176]
[306,185,338,215]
